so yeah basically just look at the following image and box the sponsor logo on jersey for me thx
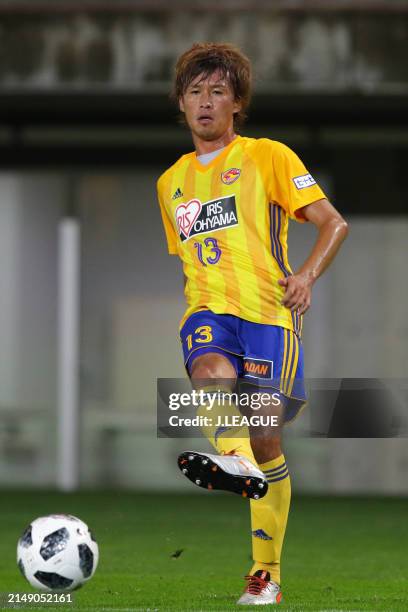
[243,358,273,379]
[252,529,273,540]
[221,167,241,185]
[172,187,183,199]
[175,199,202,238]
[175,195,238,241]
[292,173,316,190]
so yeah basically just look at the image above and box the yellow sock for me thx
[196,387,255,462]
[250,454,291,585]
[195,388,291,584]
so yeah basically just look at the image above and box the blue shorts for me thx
[180,310,307,423]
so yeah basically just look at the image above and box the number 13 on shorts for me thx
[186,325,213,351]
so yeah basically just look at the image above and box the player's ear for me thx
[179,97,185,113]
[233,98,242,114]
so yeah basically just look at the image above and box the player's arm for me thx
[157,175,178,255]
[279,198,348,315]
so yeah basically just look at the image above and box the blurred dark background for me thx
[0,0,408,213]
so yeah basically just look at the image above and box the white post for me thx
[57,217,81,491]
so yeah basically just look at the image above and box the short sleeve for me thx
[157,176,178,255]
[268,142,326,222]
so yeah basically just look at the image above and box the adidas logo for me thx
[172,187,183,200]
[252,529,273,541]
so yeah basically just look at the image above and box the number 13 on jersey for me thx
[194,237,221,266]
[186,325,213,351]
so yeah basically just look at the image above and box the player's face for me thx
[179,70,241,142]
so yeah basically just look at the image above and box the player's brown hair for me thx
[173,42,252,130]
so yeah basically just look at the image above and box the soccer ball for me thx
[17,514,99,591]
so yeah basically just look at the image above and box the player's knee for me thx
[190,352,236,381]
[250,435,282,464]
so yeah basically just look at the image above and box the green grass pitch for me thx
[1,491,407,611]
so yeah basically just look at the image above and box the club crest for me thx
[221,168,241,185]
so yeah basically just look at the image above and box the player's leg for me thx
[237,323,305,604]
[177,312,268,498]
[179,351,268,498]
[190,351,249,457]
[236,395,287,604]
[180,311,247,457]
[249,420,289,585]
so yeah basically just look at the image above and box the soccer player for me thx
[157,43,348,605]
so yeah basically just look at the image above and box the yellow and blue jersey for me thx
[157,136,326,335]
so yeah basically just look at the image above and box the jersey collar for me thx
[190,135,242,172]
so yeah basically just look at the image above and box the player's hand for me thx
[278,274,313,315]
